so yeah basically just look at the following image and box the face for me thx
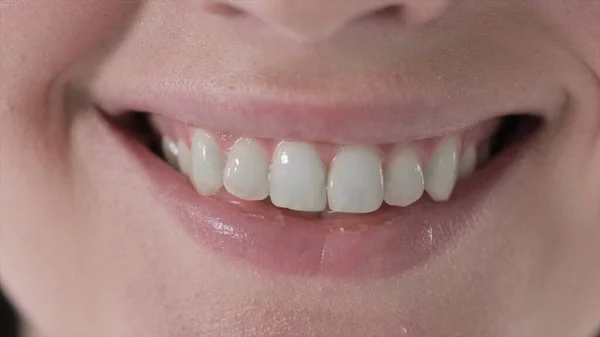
[1,0,599,336]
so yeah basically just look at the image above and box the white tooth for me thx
[270,141,327,212]
[327,146,383,213]
[190,129,224,195]
[424,137,459,201]
[223,138,269,201]
[177,139,191,175]
[384,146,424,207]
[458,145,477,178]
[162,136,180,169]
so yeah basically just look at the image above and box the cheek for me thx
[524,0,600,76]
[0,121,81,332]
[0,1,136,112]
[0,1,136,161]
[0,0,135,332]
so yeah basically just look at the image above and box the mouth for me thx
[97,89,545,279]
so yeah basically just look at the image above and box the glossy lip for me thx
[97,106,535,280]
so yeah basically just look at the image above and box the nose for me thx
[214,0,451,41]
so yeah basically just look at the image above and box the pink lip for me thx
[101,111,529,280]
[91,71,561,144]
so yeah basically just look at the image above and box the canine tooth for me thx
[162,136,180,169]
[424,137,459,201]
[223,138,269,201]
[327,146,384,213]
[458,145,477,178]
[177,139,191,175]
[384,146,424,207]
[270,141,327,212]
[190,129,224,195]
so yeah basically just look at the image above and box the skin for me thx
[1,0,599,336]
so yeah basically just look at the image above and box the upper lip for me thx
[91,76,563,144]
[87,58,564,145]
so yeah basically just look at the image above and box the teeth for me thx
[162,137,180,169]
[384,146,424,207]
[270,141,327,212]
[424,137,459,201]
[176,139,191,175]
[327,146,384,213]
[223,138,269,201]
[458,145,477,178]
[170,128,482,212]
[190,129,225,195]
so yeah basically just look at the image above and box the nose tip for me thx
[218,0,451,41]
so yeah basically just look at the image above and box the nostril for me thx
[204,2,245,17]
[372,5,403,20]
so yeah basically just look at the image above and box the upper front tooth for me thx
[270,141,327,212]
[190,129,224,195]
[458,144,477,178]
[162,136,180,169]
[223,138,269,201]
[384,146,424,207]
[327,146,384,213]
[177,139,191,175]
[424,136,459,201]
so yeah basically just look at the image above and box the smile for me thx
[66,6,570,280]
[84,73,556,281]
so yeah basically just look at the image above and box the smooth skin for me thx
[1,1,599,336]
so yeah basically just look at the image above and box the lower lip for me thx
[105,112,525,281]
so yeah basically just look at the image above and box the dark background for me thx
[1,290,18,337]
